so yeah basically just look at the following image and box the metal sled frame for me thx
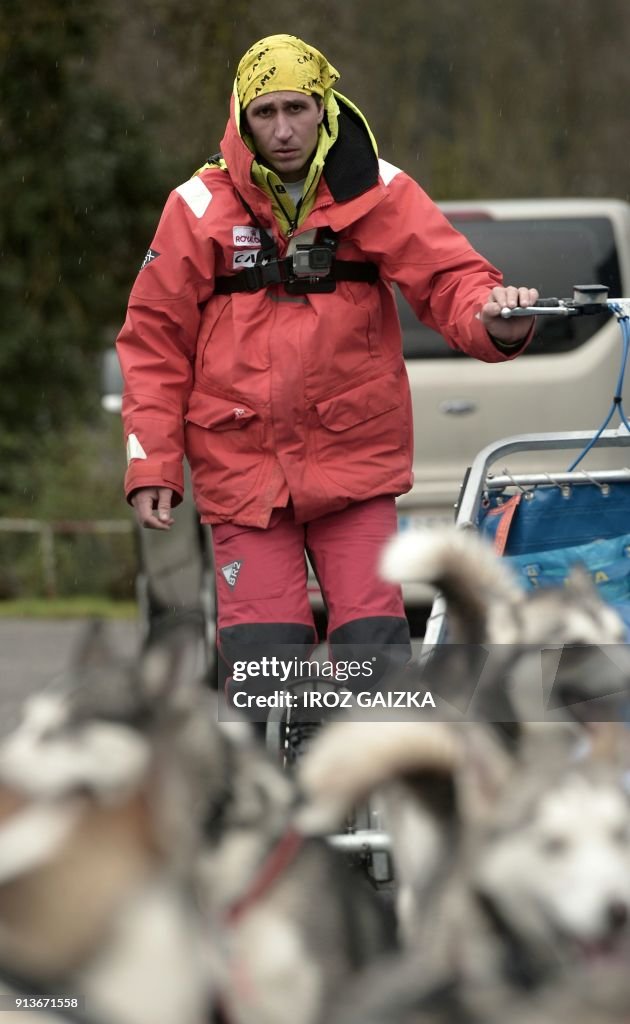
[422,426,630,653]
[265,705,394,879]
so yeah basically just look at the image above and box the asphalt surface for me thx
[0,617,427,739]
[0,618,142,736]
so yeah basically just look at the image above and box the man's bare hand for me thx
[480,285,540,346]
[131,487,175,530]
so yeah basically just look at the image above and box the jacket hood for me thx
[217,86,380,236]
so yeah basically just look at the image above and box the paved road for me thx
[0,618,427,737]
[0,618,142,734]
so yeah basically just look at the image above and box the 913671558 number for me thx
[1,996,81,1011]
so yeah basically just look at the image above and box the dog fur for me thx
[382,526,630,729]
[298,714,630,1017]
[0,620,397,1024]
[297,526,630,1019]
[380,526,627,649]
[0,621,214,1024]
[191,697,397,1024]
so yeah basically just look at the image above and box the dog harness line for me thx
[224,826,305,924]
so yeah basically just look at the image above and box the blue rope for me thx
[567,304,630,471]
[618,315,630,433]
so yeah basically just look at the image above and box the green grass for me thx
[0,597,138,619]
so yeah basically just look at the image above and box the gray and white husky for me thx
[297,527,630,1016]
[0,620,395,1024]
[0,621,214,1024]
[380,526,628,650]
[298,708,630,1020]
[383,526,630,728]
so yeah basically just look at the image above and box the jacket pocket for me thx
[313,370,409,498]
[315,374,400,431]
[185,390,258,432]
[184,390,267,513]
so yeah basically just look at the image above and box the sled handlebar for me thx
[500,285,630,319]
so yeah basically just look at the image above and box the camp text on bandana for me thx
[236,34,340,109]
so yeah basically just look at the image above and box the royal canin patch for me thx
[233,226,261,248]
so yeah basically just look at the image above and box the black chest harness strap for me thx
[215,189,378,296]
[214,255,378,295]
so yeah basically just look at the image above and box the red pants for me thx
[211,496,411,689]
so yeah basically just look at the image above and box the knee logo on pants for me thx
[221,560,243,588]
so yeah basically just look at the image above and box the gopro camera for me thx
[292,245,334,279]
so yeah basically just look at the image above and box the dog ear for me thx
[67,620,149,724]
[516,721,582,771]
[139,621,208,713]
[71,618,117,672]
[456,722,519,824]
[563,564,600,599]
[587,721,629,766]
[547,642,630,726]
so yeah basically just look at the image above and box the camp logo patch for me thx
[232,250,260,269]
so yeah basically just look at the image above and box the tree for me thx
[0,0,171,508]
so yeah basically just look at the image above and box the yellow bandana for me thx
[236,34,340,110]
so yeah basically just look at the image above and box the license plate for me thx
[396,512,453,532]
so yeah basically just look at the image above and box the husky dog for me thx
[381,526,630,727]
[0,620,214,1024]
[380,526,627,649]
[190,704,397,1024]
[298,715,630,1017]
[0,621,396,1024]
[296,527,630,1015]
[328,949,630,1024]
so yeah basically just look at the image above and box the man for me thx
[116,33,538,700]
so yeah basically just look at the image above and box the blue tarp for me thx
[478,482,630,633]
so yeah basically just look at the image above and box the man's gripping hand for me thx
[481,285,539,348]
[131,487,175,530]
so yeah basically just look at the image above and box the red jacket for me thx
[117,95,519,527]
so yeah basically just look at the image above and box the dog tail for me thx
[379,526,522,643]
[295,720,460,835]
